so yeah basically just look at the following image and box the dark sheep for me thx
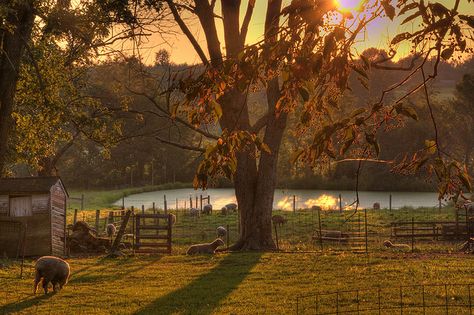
[186,239,225,255]
[33,256,70,295]
[225,203,238,212]
[202,204,213,215]
[221,206,228,215]
[272,215,287,227]
[106,224,117,238]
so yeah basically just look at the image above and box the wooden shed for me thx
[0,177,68,257]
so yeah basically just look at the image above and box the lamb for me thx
[216,226,227,238]
[33,256,70,295]
[186,238,225,255]
[189,207,200,217]
[225,203,238,212]
[106,223,117,238]
[383,240,410,250]
[202,204,213,215]
[272,215,287,227]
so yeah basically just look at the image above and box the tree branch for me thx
[165,0,209,66]
[155,136,205,152]
[251,113,269,133]
[240,0,255,46]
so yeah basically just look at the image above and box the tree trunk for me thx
[0,1,35,175]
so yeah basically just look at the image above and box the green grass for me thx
[2,252,474,314]
[67,182,191,211]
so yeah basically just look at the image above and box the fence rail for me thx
[296,283,474,315]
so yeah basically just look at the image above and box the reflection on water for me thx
[115,188,440,211]
[304,195,338,210]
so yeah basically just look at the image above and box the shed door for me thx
[10,196,32,217]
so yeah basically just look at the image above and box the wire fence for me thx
[296,283,474,314]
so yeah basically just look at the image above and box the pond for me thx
[115,188,441,211]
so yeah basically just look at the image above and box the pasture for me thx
[2,251,474,314]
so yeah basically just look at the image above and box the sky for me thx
[127,0,474,65]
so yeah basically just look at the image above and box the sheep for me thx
[202,204,213,215]
[272,215,287,227]
[221,206,228,215]
[217,226,227,238]
[186,238,225,255]
[383,240,410,250]
[169,213,176,225]
[33,256,70,295]
[225,203,238,212]
[373,202,381,210]
[106,223,117,238]
[189,207,200,217]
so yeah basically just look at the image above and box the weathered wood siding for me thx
[32,194,49,214]
[50,183,66,256]
[0,215,51,257]
[0,195,8,215]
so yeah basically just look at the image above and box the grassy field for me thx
[1,251,474,314]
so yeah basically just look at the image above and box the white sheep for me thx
[34,256,70,294]
[216,226,227,238]
[383,240,410,251]
[186,239,225,255]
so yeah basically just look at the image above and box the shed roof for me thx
[0,177,68,197]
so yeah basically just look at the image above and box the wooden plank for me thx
[135,243,169,247]
[137,225,169,230]
[136,214,170,219]
[138,235,170,240]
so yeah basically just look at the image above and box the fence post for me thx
[411,217,415,253]
[439,199,442,212]
[364,207,369,255]
[141,205,145,214]
[122,194,125,210]
[95,210,100,235]
[152,202,156,214]
[318,207,323,251]
[226,224,230,249]
[189,196,193,208]
[176,198,178,210]
[293,195,296,213]
[389,194,392,211]
[274,223,279,250]
[81,194,84,210]
[339,194,342,212]
[164,195,168,214]
[195,196,198,210]
[73,209,78,224]
[200,195,203,212]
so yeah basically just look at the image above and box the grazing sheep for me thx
[189,208,200,217]
[202,204,213,215]
[186,239,225,255]
[272,215,287,227]
[225,203,238,212]
[106,223,116,238]
[217,226,227,238]
[221,206,228,215]
[383,240,410,250]
[33,256,70,295]
[373,202,381,210]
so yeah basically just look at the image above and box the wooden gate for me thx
[134,213,172,254]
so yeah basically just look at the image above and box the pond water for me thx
[115,188,441,211]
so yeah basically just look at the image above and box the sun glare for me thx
[304,194,338,210]
[335,0,363,12]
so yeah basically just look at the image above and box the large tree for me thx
[122,0,473,250]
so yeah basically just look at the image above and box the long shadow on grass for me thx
[0,291,54,314]
[133,252,262,315]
